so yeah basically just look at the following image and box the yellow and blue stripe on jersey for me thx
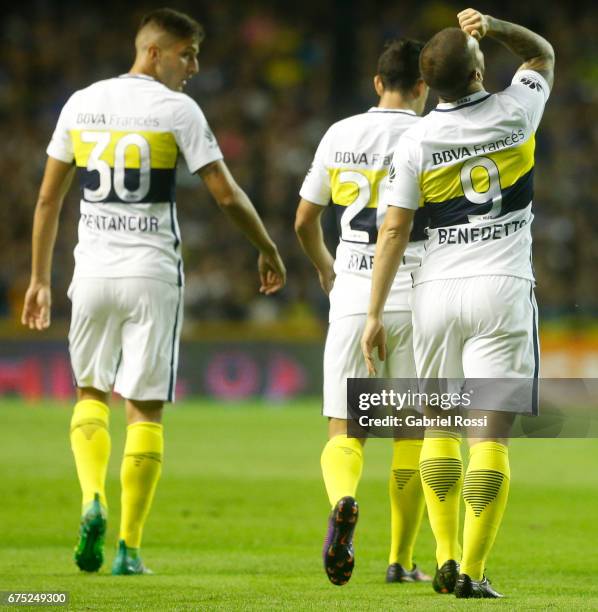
[328,167,428,243]
[420,135,535,228]
[70,129,178,204]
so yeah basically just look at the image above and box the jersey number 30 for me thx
[81,131,151,202]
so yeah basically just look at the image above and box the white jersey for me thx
[385,70,550,286]
[300,108,428,322]
[47,74,223,287]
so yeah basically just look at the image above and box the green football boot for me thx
[74,493,107,572]
[111,540,153,575]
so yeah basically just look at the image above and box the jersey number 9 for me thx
[461,156,503,222]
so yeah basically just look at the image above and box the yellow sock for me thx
[119,422,163,548]
[419,431,463,566]
[388,439,425,568]
[321,434,363,507]
[461,441,510,581]
[70,399,111,510]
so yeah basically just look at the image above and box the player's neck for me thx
[128,60,158,81]
[377,92,417,113]
[439,82,485,103]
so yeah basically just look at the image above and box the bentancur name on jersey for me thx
[431,128,526,166]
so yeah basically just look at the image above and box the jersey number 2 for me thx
[81,131,151,202]
[338,170,387,244]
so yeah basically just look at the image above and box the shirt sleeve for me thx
[173,95,223,174]
[299,130,331,206]
[502,70,550,132]
[46,93,78,163]
[383,134,421,211]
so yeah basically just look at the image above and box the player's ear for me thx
[414,78,427,99]
[147,43,161,64]
[373,74,384,97]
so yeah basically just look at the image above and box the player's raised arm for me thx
[21,157,75,330]
[294,199,335,295]
[198,159,286,295]
[457,8,555,89]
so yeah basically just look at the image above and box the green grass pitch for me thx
[1,399,597,611]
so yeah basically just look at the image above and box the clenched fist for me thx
[458,8,489,40]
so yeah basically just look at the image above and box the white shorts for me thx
[323,311,416,419]
[412,276,539,380]
[68,278,183,402]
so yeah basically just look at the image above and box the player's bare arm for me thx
[294,199,335,295]
[198,159,286,295]
[458,8,555,88]
[21,157,75,330]
[361,206,414,375]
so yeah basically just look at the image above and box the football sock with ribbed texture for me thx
[388,439,425,568]
[419,431,463,566]
[460,441,510,581]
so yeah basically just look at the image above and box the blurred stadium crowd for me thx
[1,0,596,325]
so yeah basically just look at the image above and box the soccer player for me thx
[21,8,285,575]
[361,9,554,598]
[296,40,431,586]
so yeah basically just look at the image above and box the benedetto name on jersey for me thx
[438,218,528,244]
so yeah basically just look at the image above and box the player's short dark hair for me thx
[377,39,425,92]
[420,28,476,99]
[139,8,204,43]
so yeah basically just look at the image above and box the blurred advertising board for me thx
[0,340,322,401]
[0,331,596,400]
